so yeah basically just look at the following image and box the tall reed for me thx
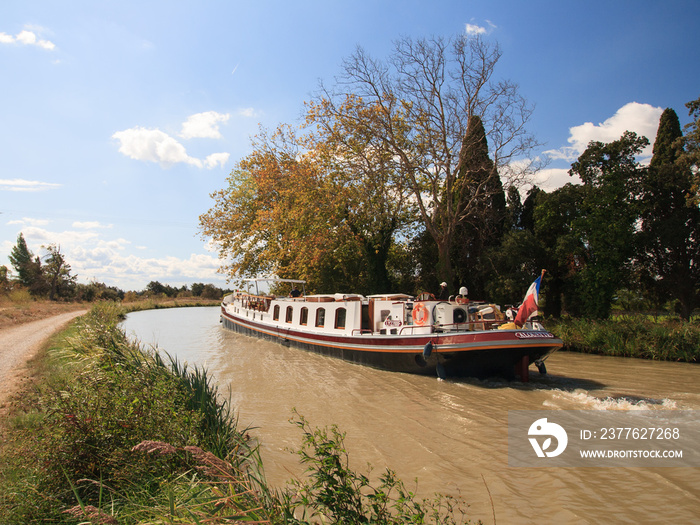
[550,316,700,362]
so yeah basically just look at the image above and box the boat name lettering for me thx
[515,332,554,339]
[384,318,403,328]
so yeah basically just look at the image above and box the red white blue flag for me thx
[515,274,542,327]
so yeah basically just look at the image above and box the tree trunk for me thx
[435,236,454,293]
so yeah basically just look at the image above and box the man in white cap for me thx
[437,282,449,300]
[456,286,469,304]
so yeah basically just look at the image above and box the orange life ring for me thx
[412,303,429,326]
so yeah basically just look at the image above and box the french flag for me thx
[514,274,543,327]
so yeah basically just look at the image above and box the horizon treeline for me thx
[198,36,699,321]
[1,237,229,303]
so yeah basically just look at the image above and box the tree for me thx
[485,183,583,317]
[637,108,700,320]
[531,183,588,317]
[0,265,8,294]
[9,233,34,287]
[200,123,416,294]
[146,281,179,297]
[201,126,367,292]
[450,115,507,298]
[679,96,700,203]
[9,233,46,295]
[567,132,648,318]
[305,97,418,293]
[505,185,524,231]
[306,34,540,290]
[43,244,77,301]
[201,284,222,300]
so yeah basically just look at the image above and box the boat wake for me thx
[544,389,679,410]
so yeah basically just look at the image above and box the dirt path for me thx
[0,310,88,410]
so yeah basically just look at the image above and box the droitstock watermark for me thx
[508,410,700,467]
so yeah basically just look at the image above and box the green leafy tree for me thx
[485,184,582,316]
[679,96,700,203]
[505,185,524,231]
[567,132,648,318]
[531,183,588,317]
[9,233,34,287]
[43,244,77,300]
[0,265,9,293]
[146,281,179,297]
[201,284,222,300]
[9,233,46,296]
[636,108,700,320]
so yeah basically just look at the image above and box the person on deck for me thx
[456,286,469,304]
[437,282,449,301]
[289,286,302,298]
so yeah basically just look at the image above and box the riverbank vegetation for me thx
[550,316,700,362]
[0,303,475,524]
[199,34,699,323]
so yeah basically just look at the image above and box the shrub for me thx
[8,287,32,305]
[281,412,474,524]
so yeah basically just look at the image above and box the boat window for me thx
[315,308,325,327]
[300,307,308,325]
[273,305,280,321]
[285,306,294,323]
[335,307,346,329]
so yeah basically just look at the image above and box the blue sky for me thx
[2,1,698,291]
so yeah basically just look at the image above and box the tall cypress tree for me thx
[637,108,700,320]
[451,115,506,299]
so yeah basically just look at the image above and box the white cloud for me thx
[465,23,487,35]
[0,29,55,50]
[113,113,231,169]
[545,102,663,162]
[204,152,230,169]
[73,221,113,229]
[0,178,62,191]
[530,168,581,192]
[179,111,230,139]
[238,107,258,118]
[465,20,495,36]
[112,127,203,168]
[7,217,50,227]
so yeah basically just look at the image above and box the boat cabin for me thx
[222,287,505,336]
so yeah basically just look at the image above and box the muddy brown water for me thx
[122,307,700,524]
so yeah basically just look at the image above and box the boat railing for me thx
[236,292,273,313]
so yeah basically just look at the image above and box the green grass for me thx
[549,316,700,362]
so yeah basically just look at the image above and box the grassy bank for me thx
[549,316,700,362]
[122,296,221,312]
[0,303,475,524]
